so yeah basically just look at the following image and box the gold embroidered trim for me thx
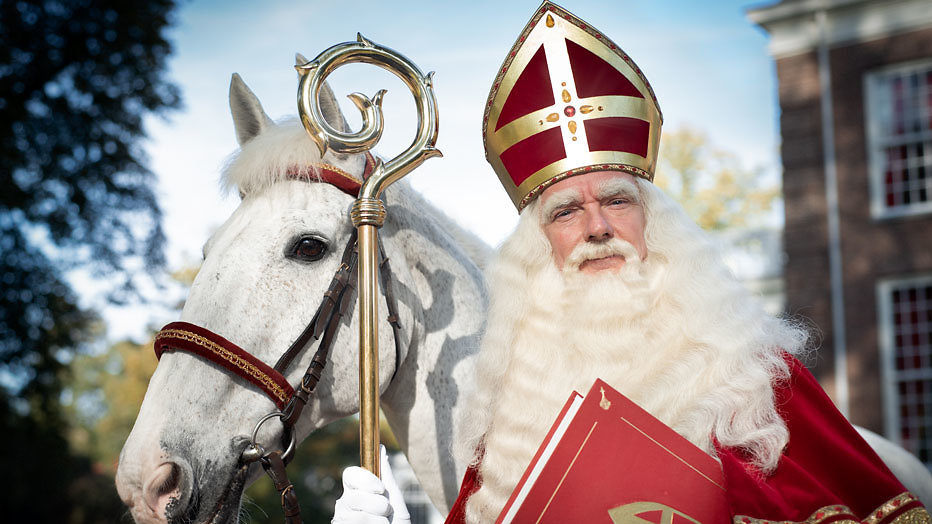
[733,492,926,524]
[304,163,362,185]
[887,508,931,524]
[157,329,290,404]
[735,505,858,524]
[866,493,927,524]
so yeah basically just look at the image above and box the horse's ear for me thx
[294,53,350,133]
[229,73,275,146]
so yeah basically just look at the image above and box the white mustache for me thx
[564,238,640,271]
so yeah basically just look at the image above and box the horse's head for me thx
[116,72,406,523]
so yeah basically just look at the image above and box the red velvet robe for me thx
[445,357,928,524]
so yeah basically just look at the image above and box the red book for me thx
[497,378,730,524]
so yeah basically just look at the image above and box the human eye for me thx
[550,207,575,222]
[606,195,630,207]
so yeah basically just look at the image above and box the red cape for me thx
[445,356,928,524]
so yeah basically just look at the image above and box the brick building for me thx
[749,0,932,467]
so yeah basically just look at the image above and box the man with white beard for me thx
[333,3,928,524]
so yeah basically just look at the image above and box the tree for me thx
[0,1,180,519]
[67,337,159,469]
[0,0,180,416]
[655,127,780,231]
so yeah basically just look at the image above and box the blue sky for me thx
[118,0,781,339]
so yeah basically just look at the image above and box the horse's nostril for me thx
[143,461,187,519]
[157,463,179,496]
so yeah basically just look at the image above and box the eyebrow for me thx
[539,176,642,222]
[540,187,582,221]
[595,177,640,202]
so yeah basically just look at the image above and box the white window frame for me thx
[877,273,932,466]
[864,58,932,220]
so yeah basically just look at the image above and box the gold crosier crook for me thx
[296,33,441,476]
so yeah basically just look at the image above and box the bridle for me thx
[152,153,405,523]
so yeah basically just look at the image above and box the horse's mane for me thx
[391,185,492,270]
[221,118,492,268]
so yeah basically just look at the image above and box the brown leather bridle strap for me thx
[273,228,359,375]
[379,239,404,384]
[278,229,359,428]
[154,322,295,410]
[261,451,301,524]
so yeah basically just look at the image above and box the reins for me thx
[152,154,406,523]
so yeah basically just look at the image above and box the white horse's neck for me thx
[374,183,488,512]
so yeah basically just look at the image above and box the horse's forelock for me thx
[221,118,344,197]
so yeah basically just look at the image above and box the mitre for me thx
[483,1,663,211]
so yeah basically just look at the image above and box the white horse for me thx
[116,73,931,524]
[115,73,489,523]
[857,427,932,503]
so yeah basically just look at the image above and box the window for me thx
[865,60,932,218]
[878,275,932,468]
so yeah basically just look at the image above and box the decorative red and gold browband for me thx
[286,151,378,198]
[155,321,295,409]
[154,152,378,410]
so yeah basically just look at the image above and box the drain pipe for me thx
[816,8,849,417]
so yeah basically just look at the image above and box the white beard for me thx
[457,183,808,524]
[463,241,679,524]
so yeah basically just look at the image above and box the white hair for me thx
[456,177,809,523]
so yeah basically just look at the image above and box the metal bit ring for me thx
[241,411,297,464]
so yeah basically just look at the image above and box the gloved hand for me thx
[332,445,411,524]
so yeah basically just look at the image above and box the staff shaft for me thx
[357,223,381,475]
[297,34,441,476]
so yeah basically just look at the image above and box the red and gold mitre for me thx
[483,1,663,211]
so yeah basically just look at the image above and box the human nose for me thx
[585,208,613,241]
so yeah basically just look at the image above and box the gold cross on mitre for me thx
[483,2,663,211]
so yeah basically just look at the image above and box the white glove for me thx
[332,445,411,524]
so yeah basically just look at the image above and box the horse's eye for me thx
[287,236,328,262]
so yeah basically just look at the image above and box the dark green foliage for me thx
[0,0,179,408]
[0,0,180,520]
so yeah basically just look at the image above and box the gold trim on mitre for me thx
[483,1,663,211]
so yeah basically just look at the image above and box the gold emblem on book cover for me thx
[600,386,612,410]
[609,501,702,524]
